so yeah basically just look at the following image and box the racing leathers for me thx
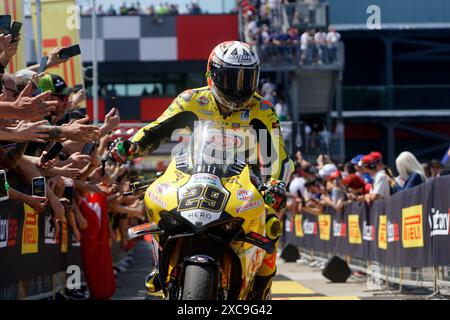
[124,86,294,298]
[129,86,293,184]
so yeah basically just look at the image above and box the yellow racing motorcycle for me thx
[127,121,278,300]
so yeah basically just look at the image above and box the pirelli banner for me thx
[286,175,450,268]
[0,174,81,288]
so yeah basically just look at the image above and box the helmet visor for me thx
[211,66,259,104]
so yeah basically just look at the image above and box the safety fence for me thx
[0,174,81,300]
[284,175,450,296]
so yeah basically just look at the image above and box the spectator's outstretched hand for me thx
[13,82,57,121]
[64,117,100,142]
[38,151,57,169]
[25,195,48,213]
[67,151,92,168]
[0,33,13,65]
[4,36,19,61]
[104,107,120,131]
[68,89,86,110]
[46,46,69,68]
[49,196,65,222]
[59,163,81,179]
[10,120,52,143]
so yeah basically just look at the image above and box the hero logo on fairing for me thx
[429,208,450,236]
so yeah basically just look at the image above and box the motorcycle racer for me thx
[109,41,294,299]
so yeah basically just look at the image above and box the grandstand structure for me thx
[328,0,450,167]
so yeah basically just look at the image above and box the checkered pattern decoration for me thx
[23,14,238,63]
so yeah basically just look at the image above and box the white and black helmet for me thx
[207,41,260,112]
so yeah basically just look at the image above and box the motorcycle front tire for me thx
[181,264,217,300]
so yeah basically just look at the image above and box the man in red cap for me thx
[370,151,384,172]
[362,154,390,205]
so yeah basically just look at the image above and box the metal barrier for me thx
[296,247,440,296]
[286,176,450,298]
[0,272,83,300]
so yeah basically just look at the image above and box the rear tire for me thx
[181,264,217,300]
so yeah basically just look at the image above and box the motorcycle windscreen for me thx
[188,121,258,172]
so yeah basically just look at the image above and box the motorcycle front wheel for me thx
[181,264,217,300]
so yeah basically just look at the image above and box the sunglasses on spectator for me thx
[1,84,19,97]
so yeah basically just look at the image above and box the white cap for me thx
[319,163,337,179]
[14,69,37,79]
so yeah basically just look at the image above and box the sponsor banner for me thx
[363,222,375,242]
[31,0,85,107]
[0,173,81,288]
[432,175,450,265]
[285,177,441,268]
[294,214,303,238]
[378,215,387,250]
[429,207,449,236]
[21,204,39,254]
[401,182,433,267]
[61,217,68,253]
[72,234,81,247]
[0,0,26,73]
[345,203,364,258]
[331,214,348,256]
[303,217,317,235]
[402,205,424,248]
[0,218,7,248]
[348,214,362,244]
[7,216,18,247]
[44,215,60,244]
[318,215,331,241]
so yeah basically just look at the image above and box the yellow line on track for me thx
[271,280,315,295]
[273,296,360,300]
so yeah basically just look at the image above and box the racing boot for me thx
[249,270,276,300]
[145,268,162,293]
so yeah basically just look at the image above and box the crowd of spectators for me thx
[0,28,147,299]
[285,149,450,222]
[283,148,450,271]
[241,0,342,65]
[79,1,203,16]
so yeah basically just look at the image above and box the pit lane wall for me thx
[0,174,81,299]
[285,175,450,268]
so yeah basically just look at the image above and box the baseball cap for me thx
[351,154,364,165]
[361,154,377,169]
[328,170,341,181]
[319,163,337,179]
[14,69,37,79]
[38,74,70,96]
[370,151,383,162]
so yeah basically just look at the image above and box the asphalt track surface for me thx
[112,240,445,300]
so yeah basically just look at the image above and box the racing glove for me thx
[263,180,287,212]
[108,137,141,163]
